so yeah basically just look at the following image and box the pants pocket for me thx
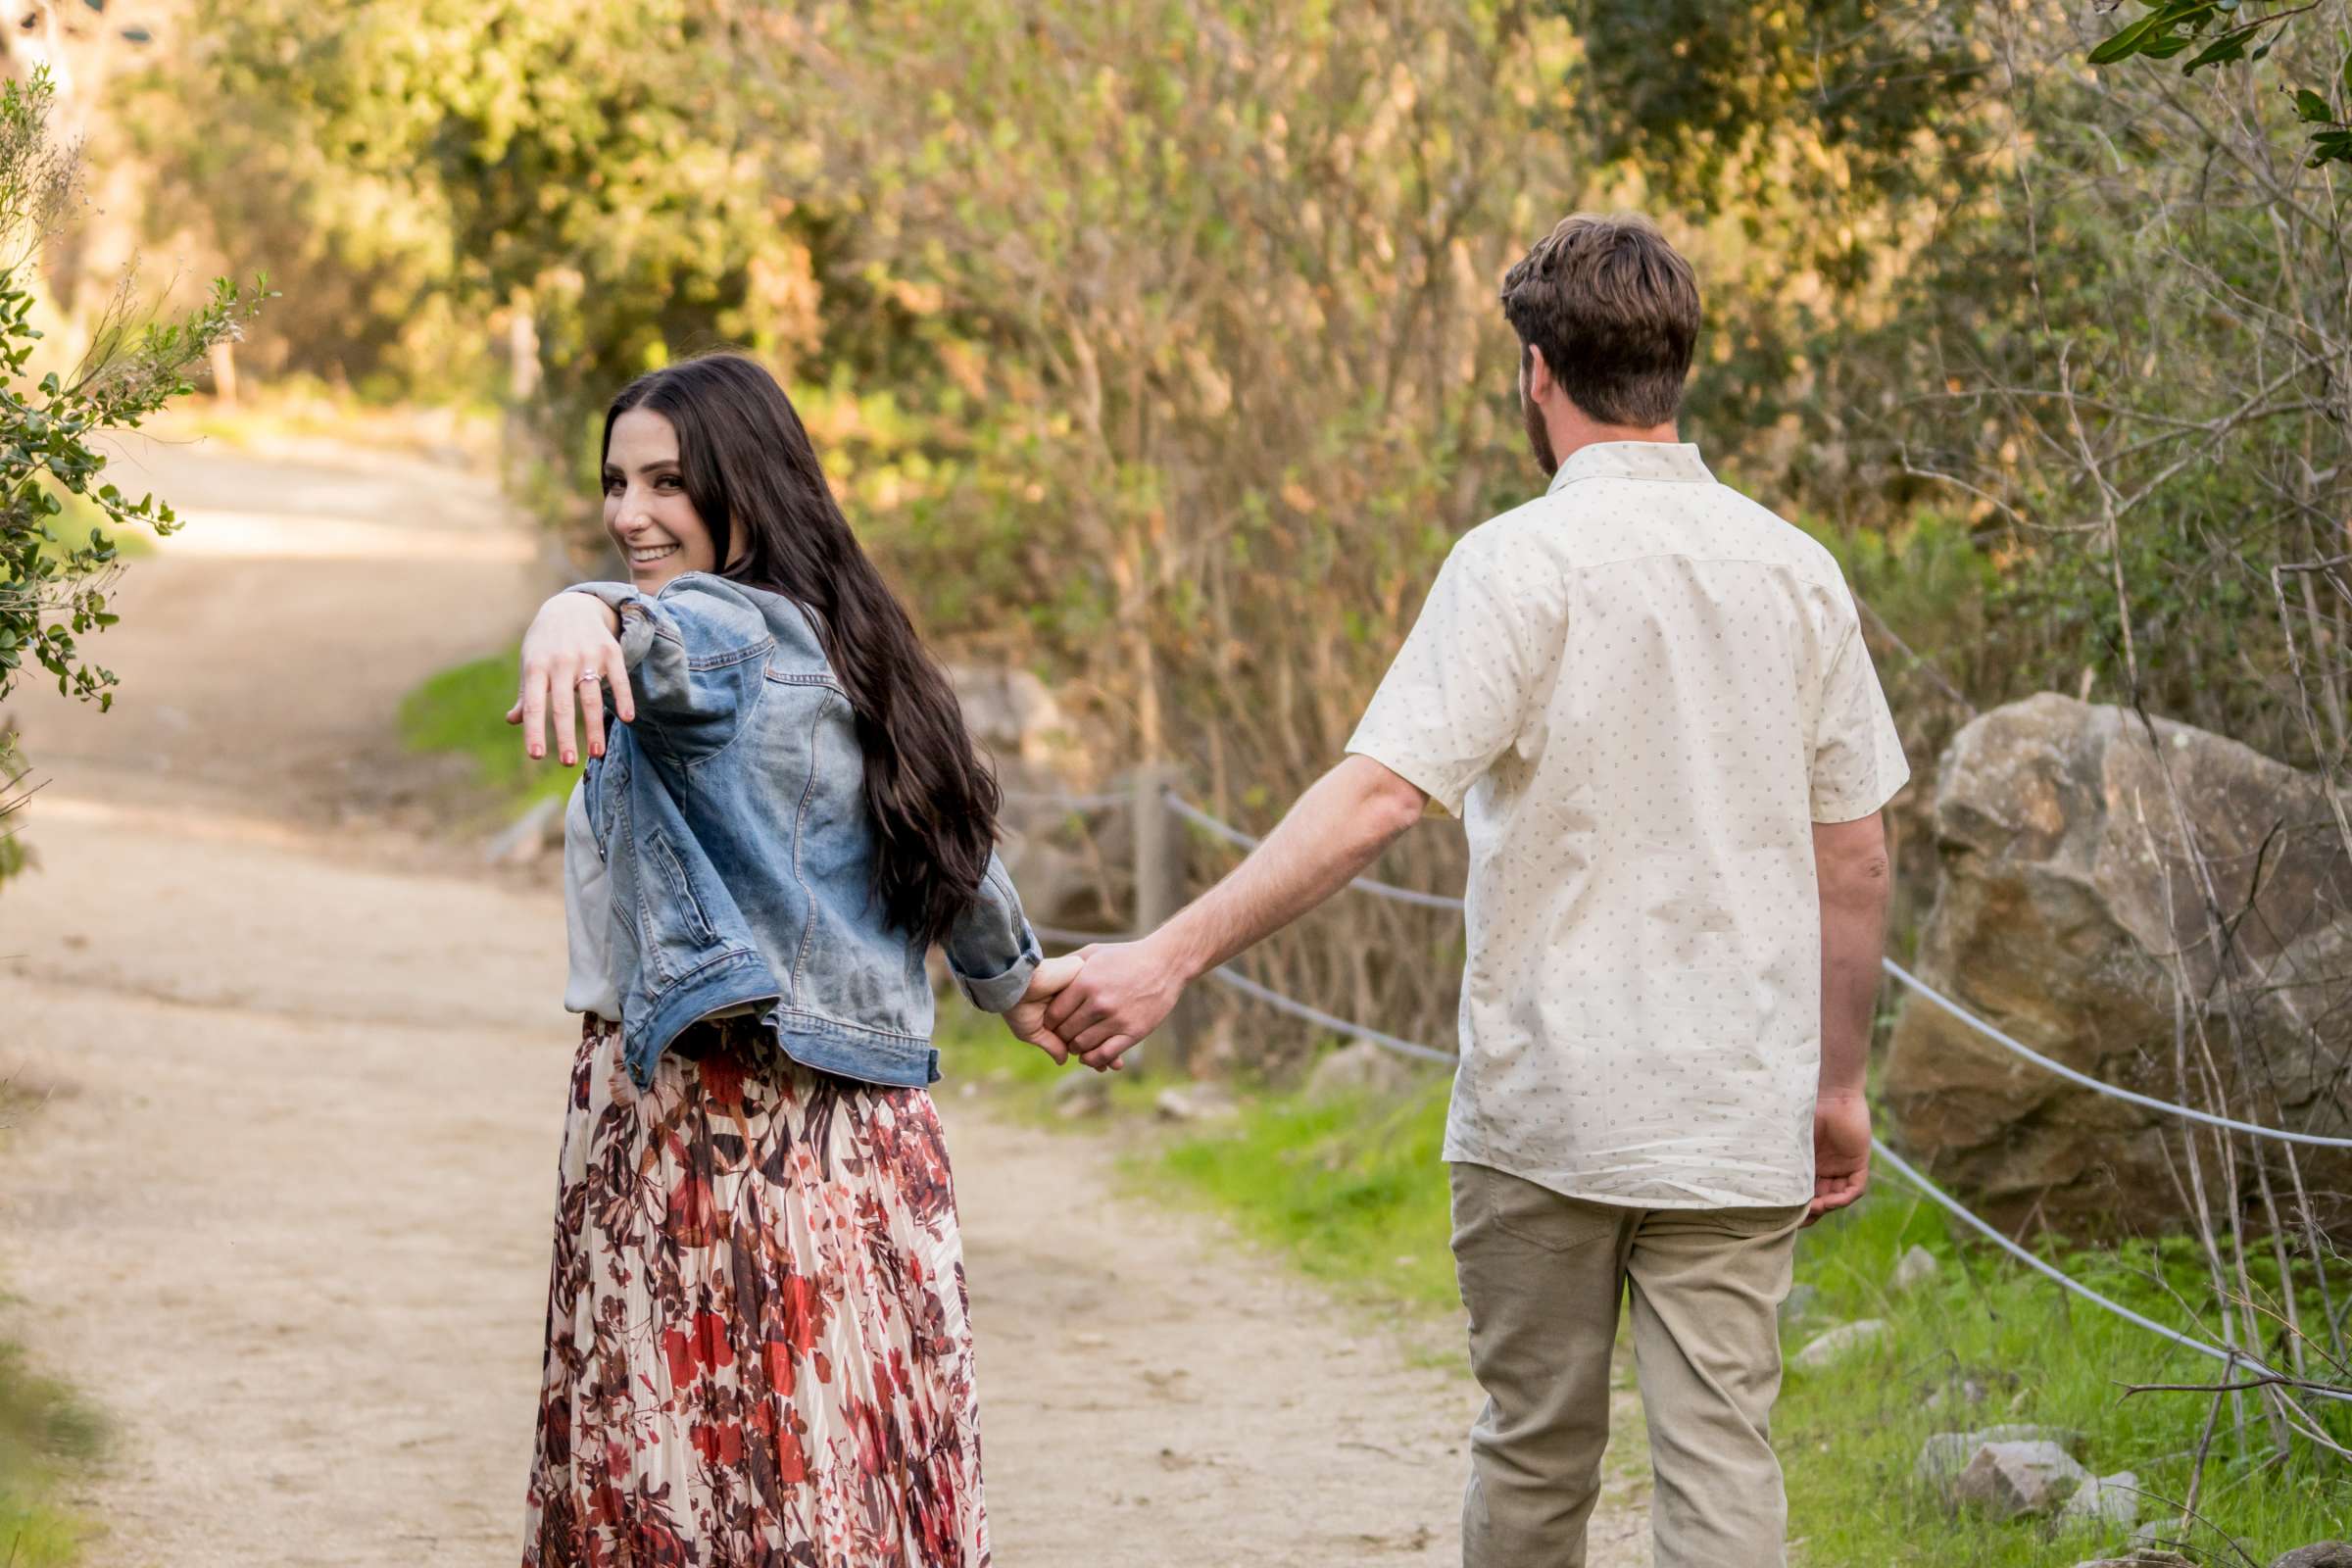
[1457,1161,1622,1254]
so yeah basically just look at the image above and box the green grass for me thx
[1156,1078,1463,1313]
[940,1008,2352,1565]
[398,645,579,812]
[1773,1197,2350,1566]
[0,1086,100,1565]
[0,1340,100,1567]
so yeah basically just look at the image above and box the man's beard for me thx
[1522,385,1558,477]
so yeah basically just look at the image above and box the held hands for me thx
[1005,955,1102,1068]
[1806,1092,1871,1226]
[507,594,634,766]
[1005,939,1192,1072]
[1040,937,1190,1072]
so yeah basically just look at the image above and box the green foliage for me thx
[2088,1,2352,166]
[397,646,577,812]
[1562,2,1988,286]
[143,0,826,500]
[0,70,261,714]
[145,0,2352,1043]
[0,728,27,893]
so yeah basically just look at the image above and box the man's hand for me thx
[1005,954,1089,1066]
[1041,935,1192,1071]
[1806,1091,1871,1225]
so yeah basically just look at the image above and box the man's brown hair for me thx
[1499,213,1701,428]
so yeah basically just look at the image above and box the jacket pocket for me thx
[645,825,721,948]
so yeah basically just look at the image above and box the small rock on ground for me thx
[1304,1040,1418,1102]
[2057,1471,2140,1532]
[1952,1440,2090,1520]
[1922,1375,1991,1413]
[485,793,564,864]
[1053,1073,1111,1119]
[1154,1083,1239,1122]
[1891,1245,1939,1293]
[1790,1318,1889,1370]
[2273,1545,2352,1568]
[1914,1425,2080,1489]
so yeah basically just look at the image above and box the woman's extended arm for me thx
[508,593,635,766]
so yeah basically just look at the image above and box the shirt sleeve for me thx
[1344,532,1540,817]
[941,850,1042,1013]
[1809,591,1911,823]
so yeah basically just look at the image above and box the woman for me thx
[507,352,1080,1566]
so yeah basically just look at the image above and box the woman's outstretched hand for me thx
[1006,953,1120,1070]
[507,594,634,766]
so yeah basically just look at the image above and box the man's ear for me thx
[1524,344,1555,405]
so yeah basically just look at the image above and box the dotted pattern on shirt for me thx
[1346,441,1909,1209]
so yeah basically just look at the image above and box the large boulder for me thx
[1883,695,2352,1237]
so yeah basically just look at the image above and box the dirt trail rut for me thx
[0,422,1646,1566]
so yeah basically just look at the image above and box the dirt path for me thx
[0,423,1647,1567]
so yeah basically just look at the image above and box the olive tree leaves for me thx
[2089,1,2352,165]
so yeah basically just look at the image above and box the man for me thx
[1042,213,1905,1567]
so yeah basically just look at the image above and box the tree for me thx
[0,68,259,883]
[140,0,826,520]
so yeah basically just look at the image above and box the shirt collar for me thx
[1544,440,1713,494]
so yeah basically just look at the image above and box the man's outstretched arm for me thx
[1043,755,1431,1068]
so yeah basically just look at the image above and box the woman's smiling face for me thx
[603,408,719,591]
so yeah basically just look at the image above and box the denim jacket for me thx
[569,573,1042,1091]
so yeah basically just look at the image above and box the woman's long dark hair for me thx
[604,353,1001,948]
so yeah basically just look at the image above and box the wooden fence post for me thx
[1130,762,1202,1074]
[206,340,238,407]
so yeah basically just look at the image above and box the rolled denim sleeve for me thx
[567,581,682,695]
[565,579,754,761]
[944,851,1042,1012]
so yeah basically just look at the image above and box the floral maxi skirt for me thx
[521,1015,987,1567]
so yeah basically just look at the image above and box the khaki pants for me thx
[1448,1162,1806,1568]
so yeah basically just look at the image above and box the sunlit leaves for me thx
[2089,1,2352,165]
[0,74,262,711]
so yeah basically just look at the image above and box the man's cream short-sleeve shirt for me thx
[1346,441,1908,1208]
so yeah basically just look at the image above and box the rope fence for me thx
[1000,788,1129,811]
[1881,958,2352,1151]
[1163,794,1470,910]
[1872,1142,2352,1406]
[1150,790,2340,1150]
[1200,965,1460,1064]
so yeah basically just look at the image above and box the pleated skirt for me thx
[521,1014,987,1567]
